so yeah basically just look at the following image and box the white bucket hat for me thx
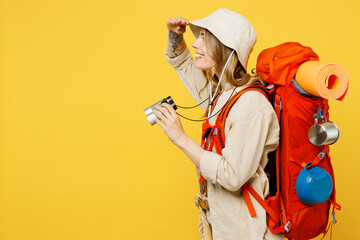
[189,8,257,71]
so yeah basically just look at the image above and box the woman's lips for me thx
[195,53,205,60]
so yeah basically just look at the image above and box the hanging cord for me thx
[207,50,235,118]
[176,97,209,109]
[320,208,337,240]
[176,86,238,122]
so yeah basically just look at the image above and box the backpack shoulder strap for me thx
[212,85,271,153]
[216,85,271,126]
[213,85,285,231]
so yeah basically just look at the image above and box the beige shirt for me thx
[165,47,283,240]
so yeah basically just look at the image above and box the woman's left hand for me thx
[153,103,186,147]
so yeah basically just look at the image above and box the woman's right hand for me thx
[166,17,190,34]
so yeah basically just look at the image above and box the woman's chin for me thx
[194,63,209,71]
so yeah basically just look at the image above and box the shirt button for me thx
[212,211,216,216]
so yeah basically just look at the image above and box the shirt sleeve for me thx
[164,47,209,111]
[199,93,279,191]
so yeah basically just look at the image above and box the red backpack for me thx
[202,42,341,240]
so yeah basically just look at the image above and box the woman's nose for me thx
[191,39,199,49]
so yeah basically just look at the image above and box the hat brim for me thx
[188,9,257,71]
[189,21,204,39]
[189,20,247,71]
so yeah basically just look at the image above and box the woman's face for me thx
[191,28,216,70]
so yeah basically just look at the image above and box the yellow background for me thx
[0,0,359,239]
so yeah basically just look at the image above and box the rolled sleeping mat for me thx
[295,61,350,101]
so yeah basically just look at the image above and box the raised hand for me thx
[166,16,190,34]
[166,17,190,58]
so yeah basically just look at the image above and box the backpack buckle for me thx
[267,84,275,90]
[274,99,282,111]
[332,212,337,224]
[318,150,326,160]
[284,221,292,233]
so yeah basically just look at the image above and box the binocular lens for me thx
[144,96,177,125]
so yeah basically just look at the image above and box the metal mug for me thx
[144,96,177,125]
[308,121,339,146]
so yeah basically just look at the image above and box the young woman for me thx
[154,9,283,240]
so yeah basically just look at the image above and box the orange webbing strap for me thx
[261,91,291,235]
[290,156,308,168]
[272,92,294,235]
[217,85,270,124]
[291,147,329,169]
[242,185,257,217]
[274,94,281,121]
[242,183,280,223]
[212,85,270,152]
[329,199,341,211]
[201,95,221,187]
[206,86,275,218]
[308,146,327,168]
[279,194,287,226]
[320,221,334,240]
[273,92,282,189]
[274,90,285,227]
[216,89,243,122]
[320,205,338,240]
[218,86,278,221]
[265,196,290,235]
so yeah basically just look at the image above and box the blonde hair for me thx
[200,29,265,97]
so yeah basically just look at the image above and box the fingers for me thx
[153,107,166,123]
[172,17,189,25]
[161,103,178,118]
[153,103,179,127]
[167,16,190,29]
[153,105,174,127]
[155,105,172,119]
[177,17,190,25]
[155,117,165,129]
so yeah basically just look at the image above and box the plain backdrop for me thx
[0,0,359,239]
